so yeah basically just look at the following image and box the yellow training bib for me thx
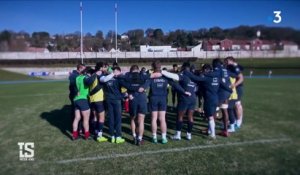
[89,78,104,102]
[229,77,238,100]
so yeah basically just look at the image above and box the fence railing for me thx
[0,50,300,60]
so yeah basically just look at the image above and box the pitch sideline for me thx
[55,138,291,164]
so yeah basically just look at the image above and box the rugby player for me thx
[212,58,233,137]
[142,61,190,144]
[69,63,85,133]
[179,63,220,139]
[224,57,244,129]
[89,62,108,142]
[122,65,150,145]
[72,67,95,140]
[140,67,147,75]
[101,66,129,143]
[161,62,196,140]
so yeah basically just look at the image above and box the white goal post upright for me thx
[115,3,118,63]
[80,1,83,64]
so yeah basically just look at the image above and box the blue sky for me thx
[0,0,299,35]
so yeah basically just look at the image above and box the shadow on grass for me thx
[39,104,212,142]
[40,105,73,140]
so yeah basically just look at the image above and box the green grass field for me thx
[0,69,41,81]
[0,70,300,174]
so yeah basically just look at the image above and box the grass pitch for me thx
[0,71,300,175]
[0,69,41,81]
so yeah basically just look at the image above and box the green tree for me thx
[0,30,12,51]
[31,31,50,47]
[153,28,164,44]
[0,30,12,42]
[95,30,104,40]
[128,29,144,51]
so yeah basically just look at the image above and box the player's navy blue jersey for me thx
[121,72,150,95]
[144,77,168,97]
[227,64,244,87]
[183,70,220,101]
[140,71,149,77]
[69,70,79,96]
[143,76,186,97]
[214,65,232,94]
[178,70,197,100]
[103,77,125,100]
[193,70,204,96]
[201,72,220,101]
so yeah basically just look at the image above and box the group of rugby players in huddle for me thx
[68,56,244,145]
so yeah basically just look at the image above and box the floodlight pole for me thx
[80,1,83,64]
[115,3,118,63]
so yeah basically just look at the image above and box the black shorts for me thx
[149,96,167,111]
[129,95,147,117]
[228,99,237,109]
[74,99,90,111]
[218,91,231,104]
[203,98,218,118]
[90,101,105,113]
[177,97,196,112]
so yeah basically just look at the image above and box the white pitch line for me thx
[56,138,291,164]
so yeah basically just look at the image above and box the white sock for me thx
[152,133,157,139]
[229,124,235,131]
[237,119,242,127]
[162,133,167,139]
[138,135,143,140]
[176,131,181,137]
[111,136,115,139]
[132,133,136,138]
[240,116,243,125]
[209,120,215,137]
[98,131,103,137]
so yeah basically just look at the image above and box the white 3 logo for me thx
[273,11,282,24]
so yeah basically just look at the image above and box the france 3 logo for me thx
[271,11,282,24]
[18,142,34,161]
